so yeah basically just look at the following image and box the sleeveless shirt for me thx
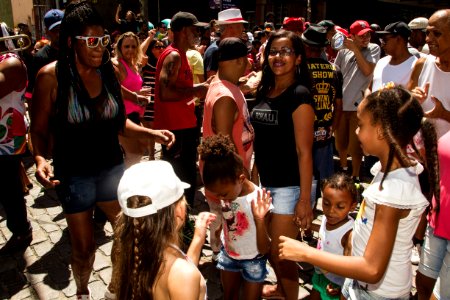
[119,58,144,116]
[418,54,450,139]
[154,45,196,130]
[53,69,124,177]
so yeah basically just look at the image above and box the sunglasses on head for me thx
[75,35,110,48]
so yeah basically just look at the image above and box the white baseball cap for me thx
[408,17,428,30]
[117,161,190,218]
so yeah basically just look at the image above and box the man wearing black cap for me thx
[27,9,63,94]
[201,37,254,260]
[371,21,416,92]
[154,11,210,207]
[302,24,343,209]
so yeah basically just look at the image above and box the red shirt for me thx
[154,45,196,130]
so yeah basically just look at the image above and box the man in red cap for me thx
[334,20,380,182]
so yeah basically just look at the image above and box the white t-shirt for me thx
[418,54,450,139]
[352,161,429,298]
[316,216,354,286]
[372,55,417,92]
[220,183,271,260]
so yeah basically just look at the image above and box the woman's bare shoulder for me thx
[36,61,57,83]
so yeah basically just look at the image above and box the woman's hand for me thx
[136,87,152,106]
[35,160,60,189]
[293,198,313,230]
[251,188,272,221]
[278,235,308,262]
[151,129,175,149]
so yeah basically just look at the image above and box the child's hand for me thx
[251,188,272,221]
[326,283,341,296]
[278,235,308,262]
[193,212,216,239]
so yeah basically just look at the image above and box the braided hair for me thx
[56,0,125,130]
[114,195,183,299]
[362,86,440,210]
[322,173,359,204]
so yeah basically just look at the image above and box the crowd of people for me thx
[0,0,449,299]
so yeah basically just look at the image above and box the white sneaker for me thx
[411,244,421,265]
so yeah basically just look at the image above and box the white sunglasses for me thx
[75,35,110,48]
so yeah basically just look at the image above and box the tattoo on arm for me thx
[163,61,174,87]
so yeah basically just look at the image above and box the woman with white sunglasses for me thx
[30,1,174,299]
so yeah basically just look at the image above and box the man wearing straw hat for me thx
[203,8,248,80]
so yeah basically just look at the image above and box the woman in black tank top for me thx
[30,1,174,299]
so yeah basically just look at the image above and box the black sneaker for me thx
[0,231,32,255]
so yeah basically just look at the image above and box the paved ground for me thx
[0,155,417,299]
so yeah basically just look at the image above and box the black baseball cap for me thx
[376,21,411,39]
[170,11,208,32]
[218,37,249,62]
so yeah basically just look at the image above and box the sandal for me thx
[262,284,285,299]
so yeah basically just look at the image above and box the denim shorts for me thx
[418,225,450,299]
[216,248,268,283]
[55,163,125,214]
[264,186,300,215]
[341,279,409,300]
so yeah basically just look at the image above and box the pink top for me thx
[202,79,254,171]
[120,58,144,116]
[201,79,254,203]
[429,130,450,240]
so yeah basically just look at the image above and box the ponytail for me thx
[420,118,440,212]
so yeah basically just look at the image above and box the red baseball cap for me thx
[350,20,372,36]
[335,25,349,37]
[283,17,304,32]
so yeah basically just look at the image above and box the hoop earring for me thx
[102,49,111,65]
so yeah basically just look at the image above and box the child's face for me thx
[206,176,244,203]
[322,186,356,227]
[356,99,385,157]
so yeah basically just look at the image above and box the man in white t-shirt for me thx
[371,21,417,92]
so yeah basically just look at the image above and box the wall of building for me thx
[0,0,14,29]
[12,0,34,28]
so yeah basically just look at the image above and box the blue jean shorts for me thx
[341,279,409,300]
[264,186,300,215]
[216,248,268,283]
[418,225,450,299]
[56,163,125,214]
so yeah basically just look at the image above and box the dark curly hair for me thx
[198,134,244,187]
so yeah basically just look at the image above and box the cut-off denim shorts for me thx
[55,163,125,214]
[341,279,410,300]
[216,247,268,283]
[418,225,450,299]
[264,186,300,215]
